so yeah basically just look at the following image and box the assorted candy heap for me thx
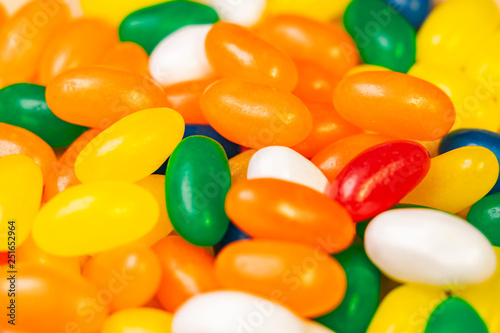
[1,0,500,332]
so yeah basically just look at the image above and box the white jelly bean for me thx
[207,0,267,26]
[304,321,336,333]
[365,208,497,286]
[247,146,329,193]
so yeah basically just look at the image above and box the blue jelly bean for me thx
[382,0,431,27]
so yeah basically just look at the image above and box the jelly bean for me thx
[83,246,162,310]
[0,0,70,88]
[206,22,297,91]
[149,24,216,87]
[135,175,174,247]
[75,108,184,183]
[163,79,213,124]
[213,223,250,254]
[345,64,390,76]
[365,208,497,286]
[382,0,431,27]
[316,244,380,333]
[80,0,166,25]
[0,4,5,28]
[228,149,257,185]
[215,239,347,317]
[46,67,167,128]
[367,284,446,333]
[32,181,159,256]
[328,141,430,221]
[333,71,455,140]
[172,291,307,333]
[0,83,87,147]
[255,15,359,77]
[226,178,355,253]
[44,129,101,201]
[292,61,341,103]
[247,146,329,193]
[408,63,500,132]
[344,0,416,72]
[98,42,150,76]
[0,155,42,251]
[467,193,500,247]
[417,0,500,69]
[166,136,231,246]
[312,133,394,182]
[200,79,312,148]
[304,321,335,333]
[0,123,57,182]
[38,18,117,85]
[0,264,108,333]
[183,124,241,159]
[152,236,219,312]
[425,297,488,333]
[264,0,352,24]
[0,251,7,266]
[102,308,173,333]
[440,129,500,194]
[206,0,266,26]
[291,102,362,159]
[402,147,499,213]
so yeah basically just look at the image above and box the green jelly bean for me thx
[166,135,231,246]
[119,0,219,54]
[344,0,416,73]
[315,243,381,333]
[425,297,488,333]
[467,192,500,246]
[0,83,87,148]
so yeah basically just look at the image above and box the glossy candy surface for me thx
[0,83,87,147]
[102,308,173,333]
[333,71,455,140]
[228,149,257,185]
[183,124,241,159]
[264,0,352,21]
[166,136,231,246]
[213,223,251,255]
[207,0,266,27]
[215,239,347,317]
[80,0,166,25]
[200,79,312,148]
[163,79,212,124]
[98,42,150,76]
[425,297,488,333]
[328,141,430,221]
[467,193,500,246]
[292,61,341,103]
[382,0,430,27]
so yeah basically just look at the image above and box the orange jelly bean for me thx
[44,128,101,201]
[37,18,117,85]
[215,239,347,317]
[46,67,168,128]
[292,102,362,159]
[312,133,394,182]
[200,78,312,148]
[229,149,257,185]
[163,79,213,125]
[0,123,56,182]
[98,42,150,77]
[0,4,6,29]
[255,15,359,77]
[333,71,456,141]
[0,0,70,87]
[205,22,298,91]
[226,178,355,253]
[152,236,219,312]
[0,264,108,333]
[83,246,162,311]
[292,60,341,103]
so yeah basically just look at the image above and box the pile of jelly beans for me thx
[1,0,500,332]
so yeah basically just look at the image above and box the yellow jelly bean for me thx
[345,64,390,76]
[417,0,500,69]
[135,175,174,247]
[75,108,184,183]
[367,284,446,333]
[402,146,499,213]
[0,155,43,251]
[409,63,500,132]
[264,0,352,21]
[102,308,173,333]
[32,181,159,256]
[80,0,170,25]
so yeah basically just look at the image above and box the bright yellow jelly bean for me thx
[135,175,174,247]
[0,155,43,251]
[417,0,500,69]
[345,64,390,76]
[409,63,500,132]
[80,0,170,25]
[32,181,159,256]
[264,0,352,22]
[402,146,499,214]
[367,284,446,333]
[102,308,173,333]
[75,108,184,183]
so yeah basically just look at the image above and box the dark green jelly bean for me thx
[165,135,231,246]
[0,83,87,148]
[344,0,416,73]
[425,297,488,333]
[119,0,219,54]
[467,192,500,246]
[315,243,380,333]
